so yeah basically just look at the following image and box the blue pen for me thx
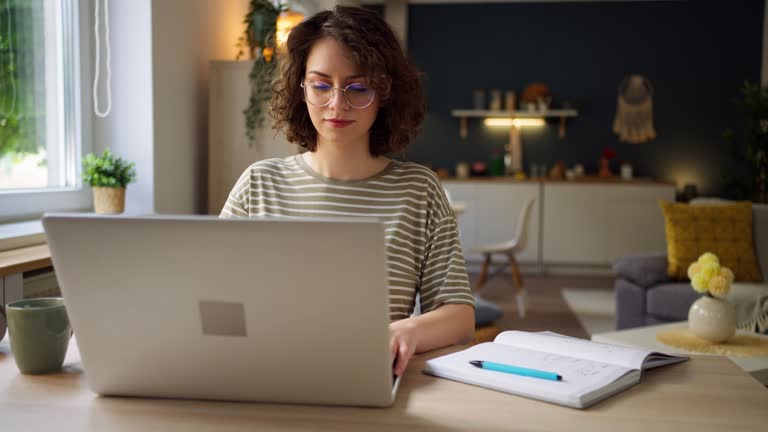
[469,360,562,381]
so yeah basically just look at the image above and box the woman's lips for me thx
[326,119,354,128]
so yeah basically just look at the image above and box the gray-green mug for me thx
[7,298,71,374]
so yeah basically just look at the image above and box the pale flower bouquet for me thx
[687,252,734,299]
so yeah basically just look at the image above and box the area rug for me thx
[561,288,616,336]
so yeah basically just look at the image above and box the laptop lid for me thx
[43,213,398,407]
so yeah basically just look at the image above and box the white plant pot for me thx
[688,296,736,343]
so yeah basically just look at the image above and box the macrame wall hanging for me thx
[613,74,656,143]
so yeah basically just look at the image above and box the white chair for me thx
[472,197,536,318]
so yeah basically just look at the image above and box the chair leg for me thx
[475,254,491,293]
[508,255,526,318]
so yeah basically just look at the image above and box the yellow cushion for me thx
[659,201,762,282]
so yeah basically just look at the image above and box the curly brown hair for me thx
[269,6,425,156]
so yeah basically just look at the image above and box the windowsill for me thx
[0,220,47,252]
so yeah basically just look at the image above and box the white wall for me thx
[90,0,155,215]
[150,0,249,214]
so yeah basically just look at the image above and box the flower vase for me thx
[688,296,736,343]
[598,157,612,178]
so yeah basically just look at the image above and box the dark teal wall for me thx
[402,1,763,196]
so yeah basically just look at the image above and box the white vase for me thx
[688,296,736,343]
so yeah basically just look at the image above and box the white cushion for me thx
[727,283,768,305]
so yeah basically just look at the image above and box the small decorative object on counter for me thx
[687,253,737,343]
[435,168,450,179]
[620,162,633,180]
[473,89,486,110]
[536,95,552,112]
[523,101,537,112]
[471,161,488,177]
[565,169,575,180]
[548,161,566,179]
[505,91,516,111]
[456,162,470,179]
[521,82,551,111]
[504,148,515,176]
[489,89,502,111]
[573,164,585,177]
[598,148,616,178]
[489,150,505,177]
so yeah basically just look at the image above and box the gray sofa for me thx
[614,203,768,330]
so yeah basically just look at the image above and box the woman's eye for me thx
[311,82,332,91]
[347,84,369,93]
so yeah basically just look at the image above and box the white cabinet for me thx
[208,61,298,214]
[443,181,540,265]
[542,183,674,264]
[443,180,675,270]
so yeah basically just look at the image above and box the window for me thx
[0,0,89,222]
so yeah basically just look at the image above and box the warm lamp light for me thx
[276,10,304,46]
[484,118,546,128]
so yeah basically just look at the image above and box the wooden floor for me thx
[469,272,614,340]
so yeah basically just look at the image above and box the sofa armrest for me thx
[615,278,649,330]
[612,252,672,288]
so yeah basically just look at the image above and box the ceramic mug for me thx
[6,298,71,374]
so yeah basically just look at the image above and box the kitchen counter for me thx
[441,176,673,186]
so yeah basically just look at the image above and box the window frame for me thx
[0,0,92,223]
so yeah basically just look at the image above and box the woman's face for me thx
[303,37,380,150]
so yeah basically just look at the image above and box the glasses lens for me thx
[303,80,375,108]
[305,80,333,106]
[345,83,374,108]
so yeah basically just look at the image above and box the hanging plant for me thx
[235,0,288,147]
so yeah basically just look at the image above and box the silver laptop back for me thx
[43,214,398,407]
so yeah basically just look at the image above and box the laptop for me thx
[42,213,401,407]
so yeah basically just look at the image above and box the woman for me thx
[221,6,474,376]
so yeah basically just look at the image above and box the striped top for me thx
[220,154,474,321]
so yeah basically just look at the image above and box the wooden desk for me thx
[1,338,767,431]
[0,244,51,305]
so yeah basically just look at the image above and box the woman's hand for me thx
[389,304,475,377]
[389,318,418,376]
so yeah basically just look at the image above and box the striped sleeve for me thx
[219,168,250,218]
[418,181,475,313]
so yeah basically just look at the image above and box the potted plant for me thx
[724,81,768,203]
[82,149,136,214]
[235,0,288,145]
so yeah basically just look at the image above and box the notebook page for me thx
[424,342,635,407]
[493,331,651,370]
[531,331,688,370]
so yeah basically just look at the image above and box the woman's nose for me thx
[328,88,350,111]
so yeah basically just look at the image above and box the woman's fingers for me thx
[394,342,411,376]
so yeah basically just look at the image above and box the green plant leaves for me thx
[82,149,136,188]
[240,1,289,146]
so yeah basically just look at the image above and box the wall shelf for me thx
[450,108,579,175]
[450,109,579,139]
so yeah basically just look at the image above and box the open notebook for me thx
[423,331,688,409]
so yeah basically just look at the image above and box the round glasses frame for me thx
[300,80,376,109]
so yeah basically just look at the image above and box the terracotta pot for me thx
[92,186,126,214]
[688,296,736,343]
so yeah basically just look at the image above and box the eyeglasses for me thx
[301,80,375,109]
